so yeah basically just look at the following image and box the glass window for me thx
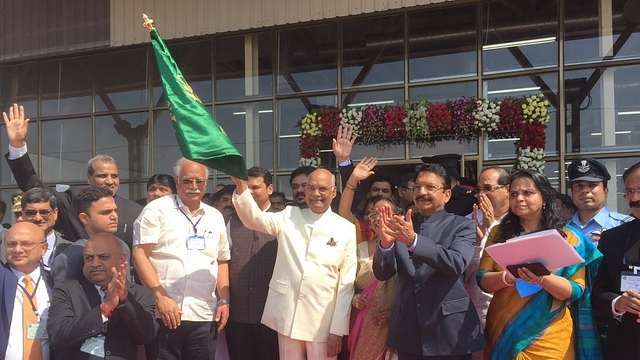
[484,73,559,159]
[95,49,149,112]
[342,89,405,161]
[482,1,558,75]
[216,101,273,171]
[153,40,212,106]
[278,24,338,94]
[215,33,273,101]
[278,96,338,171]
[277,175,293,203]
[409,82,478,157]
[565,0,640,66]
[95,113,150,179]
[342,15,404,88]
[565,64,640,154]
[41,118,92,183]
[117,183,147,207]
[40,57,92,116]
[0,63,39,117]
[409,5,477,82]
[0,123,39,186]
[152,110,183,176]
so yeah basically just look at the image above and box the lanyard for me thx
[17,274,42,318]
[175,198,203,235]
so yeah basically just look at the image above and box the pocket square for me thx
[326,237,337,246]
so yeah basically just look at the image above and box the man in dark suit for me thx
[47,233,157,359]
[19,188,73,271]
[3,103,143,247]
[1,222,54,360]
[593,160,640,359]
[374,163,485,360]
[226,167,279,360]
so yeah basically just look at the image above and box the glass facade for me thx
[1,0,640,215]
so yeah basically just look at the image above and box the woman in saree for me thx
[477,170,602,360]
[339,157,398,360]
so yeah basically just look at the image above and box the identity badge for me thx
[80,335,105,357]
[27,323,48,339]
[187,235,206,250]
[620,271,640,292]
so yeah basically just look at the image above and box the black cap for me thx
[567,158,611,183]
[421,154,461,179]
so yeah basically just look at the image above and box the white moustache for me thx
[186,189,201,194]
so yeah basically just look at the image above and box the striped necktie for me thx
[23,275,42,360]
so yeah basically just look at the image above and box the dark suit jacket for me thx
[373,210,486,357]
[0,264,54,360]
[4,152,143,247]
[593,218,640,359]
[47,278,157,360]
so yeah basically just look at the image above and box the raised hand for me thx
[2,103,29,148]
[350,157,377,183]
[477,193,494,229]
[332,124,357,163]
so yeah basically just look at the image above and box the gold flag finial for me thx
[143,14,154,30]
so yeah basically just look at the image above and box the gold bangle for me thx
[345,183,357,191]
[501,271,514,287]
[539,276,545,285]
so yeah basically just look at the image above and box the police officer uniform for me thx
[566,158,631,244]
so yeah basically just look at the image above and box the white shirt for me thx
[42,231,57,270]
[133,194,230,321]
[6,266,50,360]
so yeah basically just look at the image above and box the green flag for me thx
[148,28,248,180]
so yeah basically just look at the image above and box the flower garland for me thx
[297,94,551,173]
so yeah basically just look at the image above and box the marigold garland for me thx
[297,95,551,173]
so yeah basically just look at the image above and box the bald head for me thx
[305,169,336,214]
[5,222,47,273]
[83,233,126,287]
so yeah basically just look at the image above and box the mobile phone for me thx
[506,262,551,278]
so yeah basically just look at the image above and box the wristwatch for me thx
[218,298,230,307]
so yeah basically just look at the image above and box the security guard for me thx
[567,158,631,244]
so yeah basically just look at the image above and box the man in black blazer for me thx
[47,233,157,360]
[593,161,640,359]
[3,103,143,247]
[374,163,485,360]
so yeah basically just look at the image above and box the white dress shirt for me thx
[133,194,230,321]
[5,266,50,360]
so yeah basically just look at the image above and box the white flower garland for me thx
[340,108,363,134]
[473,99,500,131]
[515,147,545,173]
[300,157,321,167]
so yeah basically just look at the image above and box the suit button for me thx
[299,294,305,299]
[417,304,422,309]
[106,350,111,356]
[302,276,307,280]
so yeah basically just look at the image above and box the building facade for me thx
[1,0,639,217]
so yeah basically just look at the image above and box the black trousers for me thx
[156,320,218,360]
[225,321,279,360]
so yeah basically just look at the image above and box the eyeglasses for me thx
[411,184,445,193]
[23,209,54,218]
[622,188,640,199]
[475,184,505,193]
[6,242,46,251]
[304,185,335,195]
[181,178,206,186]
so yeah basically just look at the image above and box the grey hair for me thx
[87,155,117,175]
[173,157,210,179]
